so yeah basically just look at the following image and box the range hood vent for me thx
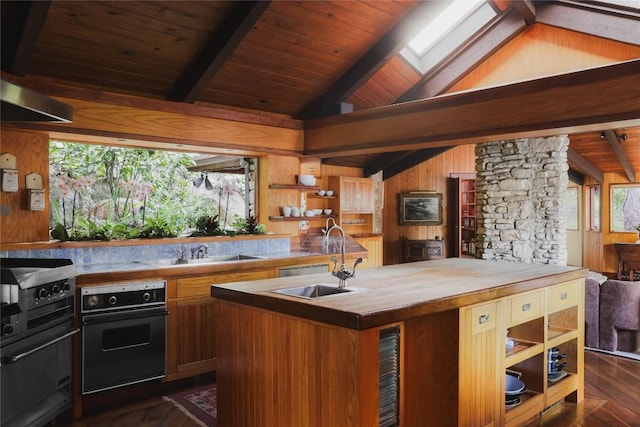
[1,79,73,123]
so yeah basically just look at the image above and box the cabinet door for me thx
[341,178,361,211]
[340,177,374,213]
[173,297,217,378]
[354,236,383,268]
[459,301,500,427]
[166,269,275,380]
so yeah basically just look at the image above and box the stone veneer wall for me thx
[475,136,569,265]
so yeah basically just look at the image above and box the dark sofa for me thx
[585,277,640,352]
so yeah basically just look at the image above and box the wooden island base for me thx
[213,259,585,427]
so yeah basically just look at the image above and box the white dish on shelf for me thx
[298,175,316,186]
[325,190,334,196]
[323,209,332,215]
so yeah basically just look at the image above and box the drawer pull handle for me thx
[522,303,531,312]
[478,314,490,324]
[560,292,568,300]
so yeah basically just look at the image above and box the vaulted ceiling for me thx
[1,0,639,181]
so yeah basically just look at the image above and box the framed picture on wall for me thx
[399,192,443,225]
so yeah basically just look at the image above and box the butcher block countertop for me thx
[211,258,586,330]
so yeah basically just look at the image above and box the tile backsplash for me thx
[1,237,290,267]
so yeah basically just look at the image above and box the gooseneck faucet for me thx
[324,223,363,288]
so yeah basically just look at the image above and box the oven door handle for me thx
[82,307,169,326]
[1,328,79,365]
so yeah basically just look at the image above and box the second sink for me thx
[272,284,360,299]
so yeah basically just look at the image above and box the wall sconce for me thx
[620,133,628,141]
[600,131,606,139]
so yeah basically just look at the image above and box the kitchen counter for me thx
[212,258,586,427]
[211,258,585,329]
[75,230,367,285]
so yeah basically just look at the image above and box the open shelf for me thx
[307,194,336,199]
[269,215,336,221]
[269,184,320,191]
[506,339,544,367]
[505,390,544,426]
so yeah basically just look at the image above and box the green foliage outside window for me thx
[49,142,262,240]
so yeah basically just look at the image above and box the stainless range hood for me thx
[1,79,73,123]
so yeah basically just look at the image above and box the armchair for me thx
[599,279,640,352]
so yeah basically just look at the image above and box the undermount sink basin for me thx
[149,254,265,266]
[272,284,361,299]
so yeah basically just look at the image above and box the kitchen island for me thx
[211,258,586,427]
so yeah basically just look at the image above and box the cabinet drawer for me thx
[470,301,497,335]
[507,290,544,326]
[177,270,274,299]
[547,280,578,312]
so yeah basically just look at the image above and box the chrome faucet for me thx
[325,223,363,288]
[323,217,337,246]
[191,245,208,259]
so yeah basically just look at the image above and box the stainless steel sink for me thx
[272,283,361,299]
[149,254,265,266]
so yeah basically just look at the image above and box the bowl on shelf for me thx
[325,190,334,196]
[318,190,326,196]
[310,209,323,215]
[298,175,316,186]
[305,210,316,217]
[323,209,332,215]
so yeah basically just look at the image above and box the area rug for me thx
[164,383,217,427]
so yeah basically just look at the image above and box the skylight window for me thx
[408,0,485,55]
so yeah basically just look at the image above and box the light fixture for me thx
[193,172,204,188]
[600,131,605,139]
[620,133,628,141]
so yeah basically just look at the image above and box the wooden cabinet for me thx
[166,268,276,381]
[449,175,477,257]
[328,176,375,234]
[401,238,444,262]
[502,281,583,426]
[459,301,500,427]
[456,280,584,426]
[353,235,383,268]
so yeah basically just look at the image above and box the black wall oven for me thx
[81,280,167,395]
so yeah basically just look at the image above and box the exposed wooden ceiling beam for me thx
[567,170,584,185]
[382,147,452,181]
[0,1,51,76]
[363,151,414,177]
[603,129,636,182]
[296,1,450,119]
[397,7,526,102]
[304,60,640,157]
[512,0,536,25]
[567,147,603,182]
[536,1,640,45]
[167,1,270,103]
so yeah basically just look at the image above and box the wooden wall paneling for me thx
[0,129,50,243]
[383,145,476,265]
[448,24,640,94]
[260,155,302,237]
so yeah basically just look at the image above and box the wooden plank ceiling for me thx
[1,0,639,181]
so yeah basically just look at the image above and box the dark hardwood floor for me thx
[60,350,639,426]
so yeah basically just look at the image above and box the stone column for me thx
[475,136,569,265]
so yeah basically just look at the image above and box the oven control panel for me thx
[81,280,166,313]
